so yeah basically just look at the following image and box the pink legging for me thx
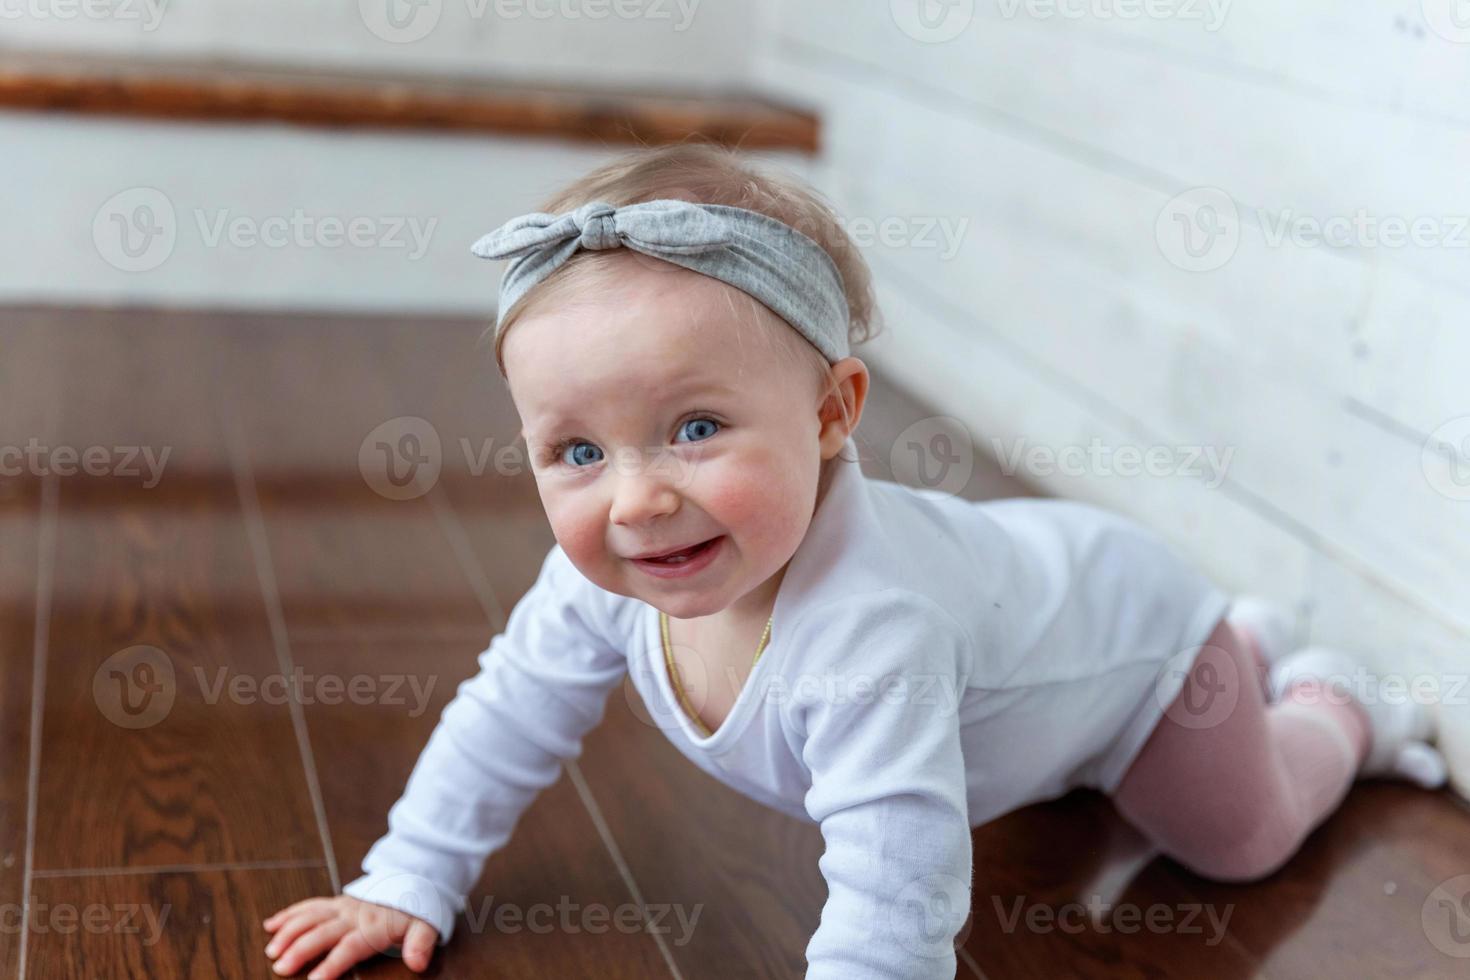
[1111,616,1371,882]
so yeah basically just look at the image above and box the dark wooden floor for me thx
[2,306,1467,979]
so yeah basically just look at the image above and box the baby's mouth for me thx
[632,536,721,564]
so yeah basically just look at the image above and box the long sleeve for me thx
[341,544,629,943]
[791,590,976,979]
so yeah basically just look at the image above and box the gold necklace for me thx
[660,610,772,737]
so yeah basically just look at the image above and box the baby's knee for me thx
[1170,825,1300,884]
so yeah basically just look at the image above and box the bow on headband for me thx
[470,199,736,259]
[468,197,852,364]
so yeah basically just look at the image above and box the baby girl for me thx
[262,143,1447,978]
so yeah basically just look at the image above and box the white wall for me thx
[0,110,814,313]
[749,1,1470,792]
[0,0,794,312]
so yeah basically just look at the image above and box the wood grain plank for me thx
[0,319,55,980]
[31,311,328,872]
[214,313,498,644]
[26,865,335,978]
[965,791,1262,979]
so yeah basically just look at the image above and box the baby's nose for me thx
[609,467,680,526]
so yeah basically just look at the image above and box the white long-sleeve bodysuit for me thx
[342,434,1232,978]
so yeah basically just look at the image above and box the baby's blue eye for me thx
[561,442,604,467]
[678,418,720,442]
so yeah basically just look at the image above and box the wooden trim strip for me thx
[0,52,820,152]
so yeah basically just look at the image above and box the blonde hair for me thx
[482,139,883,411]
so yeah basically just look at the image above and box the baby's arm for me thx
[265,544,629,975]
[794,591,975,979]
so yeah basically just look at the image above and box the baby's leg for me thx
[1110,617,1370,883]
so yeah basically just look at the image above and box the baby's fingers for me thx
[300,930,377,980]
[264,899,329,932]
[265,909,330,959]
[270,919,352,977]
[401,919,439,972]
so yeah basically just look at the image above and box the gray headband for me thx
[469,198,851,363]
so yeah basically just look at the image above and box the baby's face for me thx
[503,254,834,619]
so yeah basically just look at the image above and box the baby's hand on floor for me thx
[262,894,438,978]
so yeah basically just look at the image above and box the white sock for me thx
[1227,595,1297,667]
[1269,646,1446,789]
